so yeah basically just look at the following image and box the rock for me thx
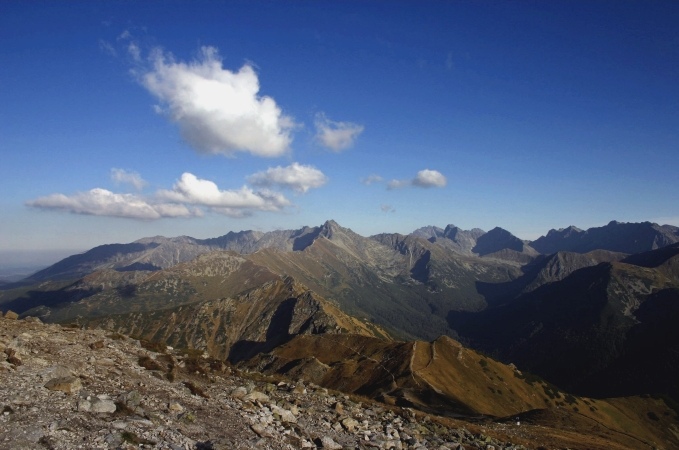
[230,386,248,398]
[118,389,142,408]
[271,405,297,423]
[78,399,92,412]
[90,397,117,413]
[251,423,273,438]
[341,417,359,432]
[4,311,19,320]
[243,391,270,403]
[43,365,74,379]
[321,435,343,449]
[44,376,82,394]
[169,402,184,412]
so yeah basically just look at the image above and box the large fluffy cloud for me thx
[247,163,327,193]
[141,46,295,157]
[26,189,197,220]
[158,172,290,216]
[314,113,364,151]
[387,169,447,190]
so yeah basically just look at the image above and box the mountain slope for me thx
[242,331,679,449]
[80,276,389,362]
[450,250,679,403]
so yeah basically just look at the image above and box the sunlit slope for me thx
[82,276,389,361]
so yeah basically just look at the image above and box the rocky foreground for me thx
[0,312,529,450]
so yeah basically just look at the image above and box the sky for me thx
[1,0,678,265]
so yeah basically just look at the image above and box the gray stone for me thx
[90,397,117,413]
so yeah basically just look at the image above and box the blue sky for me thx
[1,1,678,264]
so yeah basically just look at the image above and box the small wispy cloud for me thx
[387,169,447,190]
[26,189,198,220]
[247,163,327,193]
[361,174,383,185]
[314,113,364,152]
[98,39,117,57]
[127,42,141,62]
[111,168,147,191]
[136,45,295,157]
[380,204,395,213]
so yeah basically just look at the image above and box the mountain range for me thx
[2,219,679,448]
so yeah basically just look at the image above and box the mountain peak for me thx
[472,227,525,256]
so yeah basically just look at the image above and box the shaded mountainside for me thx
[531,220,679,255]
[450,250,679,404]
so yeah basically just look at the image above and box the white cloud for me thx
[386,179,411,190]
[361,174,383,185]
[314,113,364,152]
[158,172,290,215]
[381,204,395,213]
[26,189,198,220]
[111,168,147,191]
[247,163,327,193]
[387,169,447,190]
[413,169,447,188]
[141,46,295,157]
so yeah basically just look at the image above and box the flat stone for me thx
[44,376,82,394]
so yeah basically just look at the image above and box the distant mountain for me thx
[530,220,679,254]
[411,224,485,255]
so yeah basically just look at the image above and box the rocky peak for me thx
[472,227,525,256]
